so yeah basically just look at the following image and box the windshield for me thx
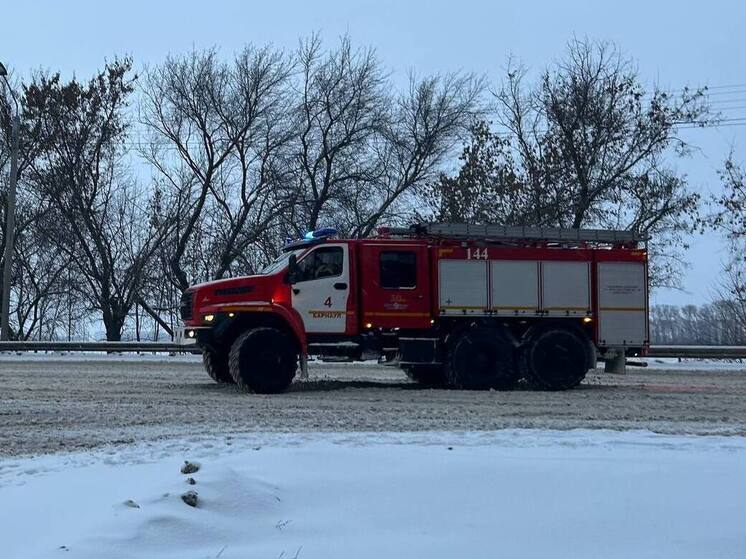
[259,249,306,275]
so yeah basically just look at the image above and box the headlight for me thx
[204,314,215,323]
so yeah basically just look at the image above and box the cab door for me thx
[290,243,350,333]
[360,244,432,329]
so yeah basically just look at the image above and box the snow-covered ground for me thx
[2,356,746,457]
[1,430,745,559]
[0,350,743,368]
[642,357,746,371]
[0,351,202,363]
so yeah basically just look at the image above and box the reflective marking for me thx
[220,305,272,312]
[364,312,430,317]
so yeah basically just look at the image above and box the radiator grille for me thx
[179,291,194,321]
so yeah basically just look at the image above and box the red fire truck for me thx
[180,223,649,393]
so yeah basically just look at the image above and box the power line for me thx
[677,121,746,130]
[710,106,746,112]
[689,83,746,90]
[675,116,746,124]
[642,84,746,98]
[701,89,746,98]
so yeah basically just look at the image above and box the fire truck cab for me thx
[180,223,649,393]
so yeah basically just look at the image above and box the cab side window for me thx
[297,246,343,281]
[380,251,417,288]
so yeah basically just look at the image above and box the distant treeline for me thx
[650,303,746,345]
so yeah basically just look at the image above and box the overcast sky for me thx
[3,0,745,305]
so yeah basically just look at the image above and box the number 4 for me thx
[323,297,332,307]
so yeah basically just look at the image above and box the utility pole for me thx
[0,62,20,341]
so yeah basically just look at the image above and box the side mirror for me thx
[285,254,300,284]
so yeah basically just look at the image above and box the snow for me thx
[642,357,746,370]
[1,430,745,558]
[1,350,743,371]
[0,351,201,363]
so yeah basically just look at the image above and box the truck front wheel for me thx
[519,326,590,390]
[202,350,235,384]
[228,327,298,394]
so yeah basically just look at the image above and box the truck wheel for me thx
[519,326,590,390]
[402,365,447,388]
[446,327,518,390]
[228,327,297,394]
[202,350,234,384]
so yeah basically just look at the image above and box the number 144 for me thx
[467,247,488,260]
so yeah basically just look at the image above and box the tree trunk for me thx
[103,314,124,341]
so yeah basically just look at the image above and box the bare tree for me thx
[10,198,72,339]
[427,38,708,287]
[351,72,484,237]
[714,156,746,239]
[289,35,387,236]
[141,45,295,295]
[1,72,74,340]
[709,158,746,339]
[289,35,483,239]
[714,253,746,342]
[23,60,166,340]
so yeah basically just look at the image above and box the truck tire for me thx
[519,326,590,390]
[202,350,234,384]
[402,365,447,388]
[446,327,518,390]
[228,327,297,394]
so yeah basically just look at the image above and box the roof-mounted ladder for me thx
[384,223,645,245]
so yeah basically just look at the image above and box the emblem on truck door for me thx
[383,293,408,311]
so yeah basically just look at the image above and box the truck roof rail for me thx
[384,223,646,245]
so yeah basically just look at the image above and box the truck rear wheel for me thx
[202,350,234,384]
[519,326,590,390]
[402,365,447,388]
[228,327,298,394]
[446,327,518,390]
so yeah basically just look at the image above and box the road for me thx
[1,355,745,457]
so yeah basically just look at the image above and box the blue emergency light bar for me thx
[304,227,338,240]
[284,227,338,250]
